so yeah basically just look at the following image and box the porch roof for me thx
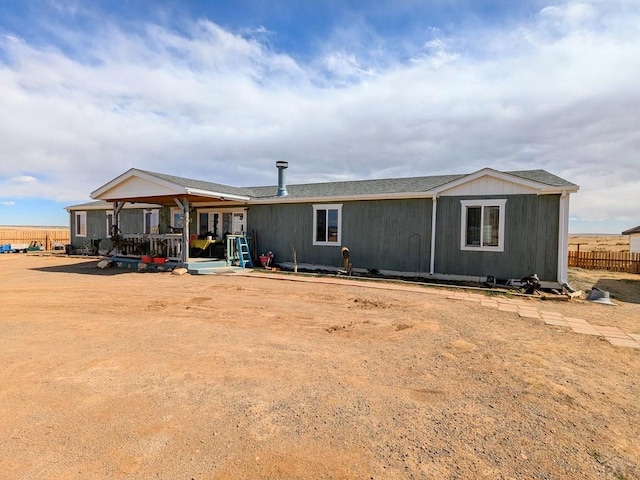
[90,168,251,204]
[65,200,162,211]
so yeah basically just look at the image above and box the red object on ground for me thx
[259,252,274,268]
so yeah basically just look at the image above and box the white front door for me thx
[230,212,246,235]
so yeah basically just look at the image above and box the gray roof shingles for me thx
[71,167,577,209]
[136,168,580,200]
[506,169,579,188]
[246,173,467,199]
[140,170,252,198]
[247,169,577,199]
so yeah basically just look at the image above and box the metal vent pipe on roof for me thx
[276,161,288,197]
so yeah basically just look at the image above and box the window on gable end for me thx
[460,199,506,252]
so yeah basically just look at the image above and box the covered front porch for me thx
[90,168,256,271]
[113,233,253,271]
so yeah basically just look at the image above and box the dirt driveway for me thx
[1,255,639,479]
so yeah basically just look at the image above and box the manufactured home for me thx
[66,164,578,286]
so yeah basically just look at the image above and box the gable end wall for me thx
[440,176,539,196]
[435,194,560,281]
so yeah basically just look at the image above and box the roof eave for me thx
[65,201,162,211]
[622,226,640,235]
[248,191,437,204]
[538,186,580,195]
[91,168,185,199]
[432,168,577,195]
[185,188,251,202]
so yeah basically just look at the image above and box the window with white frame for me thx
[197,210,247,238]
[231,212,245,235]
[170,207,183,229]
[75,211,87,237]
[460,199,506,252]
[199,211,217,237]
[313,204,342,246]
[143,209,159,234]
[106,211,114,237]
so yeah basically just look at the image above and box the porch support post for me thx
[174,197,190,264]
[112,201,126,256]
[113,201,125,217]
[113,200,125,233]
[429,196,437,275]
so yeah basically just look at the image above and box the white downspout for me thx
[557,191,570,285]
[430,196,437,275]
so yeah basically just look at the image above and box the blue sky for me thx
[0,0,638,232]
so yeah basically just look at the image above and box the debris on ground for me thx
[586,287,616,306]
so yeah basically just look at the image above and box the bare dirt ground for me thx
[1,254,639,479]
[568,234,629,253]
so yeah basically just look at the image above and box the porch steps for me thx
[236,237,254,268]
[184,259,239,275]
[188,266,245,275]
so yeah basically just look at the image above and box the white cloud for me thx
[322,51,375,81]
[538,2,598,35]
[1,200,16,206]
[0,1,638,229]
[9,175,38,185]
[2,176,47,200]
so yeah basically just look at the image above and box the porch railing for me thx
[115,233,252,265]
[226,234,254,266]
[117,233,183,261]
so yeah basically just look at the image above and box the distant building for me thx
[622,225,640,253]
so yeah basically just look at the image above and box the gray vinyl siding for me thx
[435,194,560,281]
[117,209,143,234]
[69,210,104,247]
[247,203,312,265]
[69,208,145,248]
[68,211,76,245]
[342,199,432,274]
[87,211,106,240]
[247,198,432,274]
[69,211,80,246]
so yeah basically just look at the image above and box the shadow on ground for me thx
[595,278,640,304]
[31,259,134,276]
